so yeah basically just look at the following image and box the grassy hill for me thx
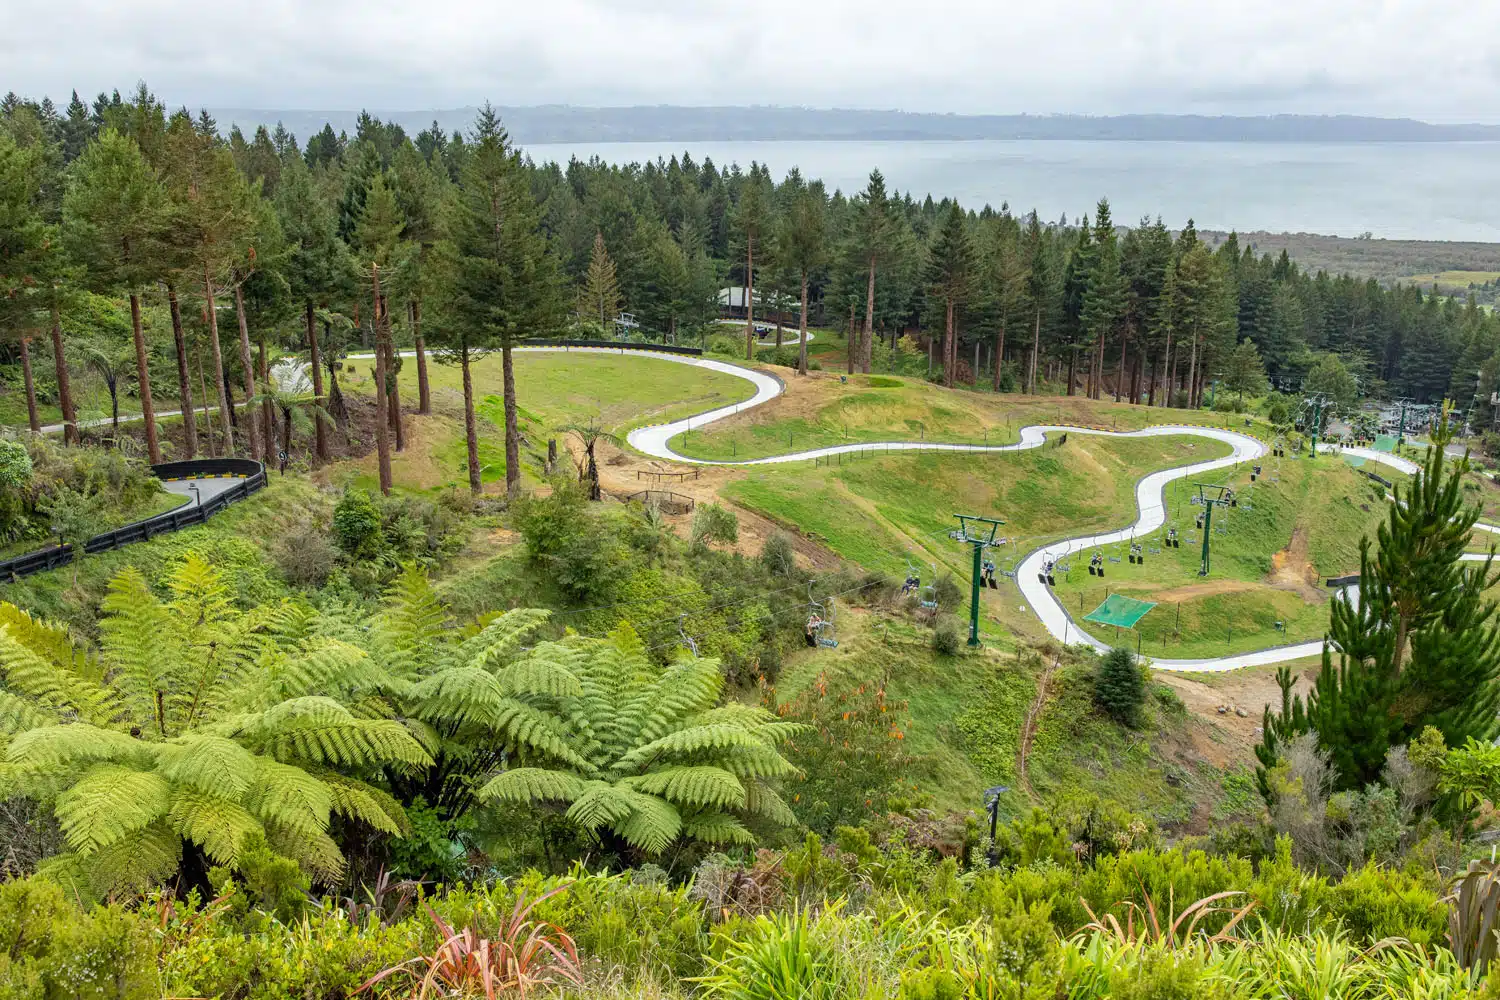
[671,370,1276,461]
[1051,452,1400,658]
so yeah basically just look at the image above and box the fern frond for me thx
[248,700,431,769]
[629,766,747,809]
[0,690,51,734]
[453,607,552,673]
[7,724,150,770]
[156,735,258,798]
[480,766,586,805]
[496,650,583,699]
[263,639,382,702]
[715,745,802,780]
[244,758,333,836]
[374,564,450,681]
[742,783,798,827]
[683,812,755,846]
[317,773,409,836]
[615,655,723,748]
[265,821,345,884]
[407,666,507,725]
[82,819,182,897]
[615,789,682,854]
[0,604,91,676]
[167,790,264,864]
[54,764,171,855]
[615,725,767,771]
[99,565,180,729]
[490,701,596,774]
[563,781,634,832]
[0,627,118,724]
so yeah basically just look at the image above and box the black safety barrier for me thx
[521,339,703,357]
[0,460,267,582]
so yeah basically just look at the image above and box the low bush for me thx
[932,617,964,656]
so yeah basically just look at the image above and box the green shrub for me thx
[932,618,964,656]
[691,502,739,549]
[1094,646,1145,727]
[759,531,797,576]
[933,574,963,610]
[333,487,383,557]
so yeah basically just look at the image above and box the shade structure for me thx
[1083,594,1157,629]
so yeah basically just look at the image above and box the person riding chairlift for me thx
[982,559,997,588]
[901,572,920,596]
[805,613,823,647]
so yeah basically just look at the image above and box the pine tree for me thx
[924,202,975,388]
[1223,338,1269,399]
[1257,411,1500,792]
[732,172,771,360]
[1022,213,1052,394]
[774,185,827,375]
[62,129,169,463]
[580,232,621,333]
[448,104,565,496]
[1095,646,1145,727]
[853,169,892,373]
[1081,199,1124,400]
[353,172,409,494]
[274,156,346,462]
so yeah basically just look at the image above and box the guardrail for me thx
[623,489,696,514]
[0,459,266,582]
[521,339,703,357]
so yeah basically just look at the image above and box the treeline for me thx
[5,84,1500,479]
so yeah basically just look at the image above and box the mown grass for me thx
[1051,453,1401,658]
[724,434,1232,578]
[337,351,756,490]
[671,374,1277,462]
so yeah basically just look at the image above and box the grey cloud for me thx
[6,0,1500,122]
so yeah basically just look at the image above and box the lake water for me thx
[520,139,1500,242]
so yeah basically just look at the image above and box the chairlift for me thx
[677,615,699,656]
[1038,555,1057,587]
[1166,527,1181,549]
[919,564,940,610]
[805,584,839,649]
[1128,541,1144,565]
[1088,551,1105,578]
[900,560,922,598]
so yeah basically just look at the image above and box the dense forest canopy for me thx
[4,81,1499,465]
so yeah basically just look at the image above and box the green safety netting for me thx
[1373,435,1398,453]
[1343,454,1367,468]
[1083,594,1157,629]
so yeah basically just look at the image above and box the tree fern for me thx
[0,555,431,890]
[460,623,805,855]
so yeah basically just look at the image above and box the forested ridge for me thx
[4,82,1499,482]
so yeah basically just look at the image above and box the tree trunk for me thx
[992,319,1006,392]
[382,299,404,451]
[502,343,521,498]
[370,264,393,495]
[797,273,810,375]
[49,303,78,446]
[305,302,328,461]
[1185,330,1199,412]
[942,300,955,388]
[128,292,161,463]
[280,404,293,473]
[18,338,39,434]
[847,301,856,375]
[1115,326,1128,403]
[167,284,196,458]
[195,340,216,456]
[1164,329,1176,407]
[412,299,430,414]
[1029,307,1041,395]
[1066,342,1076,397]
[203,266,234,452]
[258,334,274,461]
[744,243,755,360]
[232,280,259,459]
[862,256,877,373]
[461,342,481,493]
[222,366,237,427]
[775,306,783,348]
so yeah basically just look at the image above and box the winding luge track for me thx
[43,345,1485,671]
[610,348,1494,672]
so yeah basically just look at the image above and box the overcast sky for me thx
[8,0,1500,122]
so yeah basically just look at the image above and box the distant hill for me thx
[209,105,1500,144]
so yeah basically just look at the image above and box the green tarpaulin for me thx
[1343,454,1367,468]
[1084,594,1157,629]
[1373,435,1398,453]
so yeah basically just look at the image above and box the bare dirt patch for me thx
[1147,579,1259,603]
[1157,660,1317,768]
[1269,526,1326,600]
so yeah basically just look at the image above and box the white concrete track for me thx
[36,344,1489,672]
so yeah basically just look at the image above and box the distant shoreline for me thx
[211,105,1500,145]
